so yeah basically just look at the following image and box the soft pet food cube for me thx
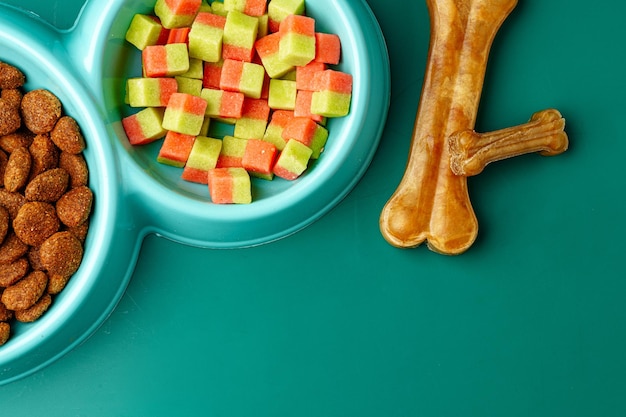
[273,139,312,180]
[224,0,268,17]
[222,10,259,62]
[234,98,271,139]
[157,131,197,167]
[310,69,353,117]
[126,77,178,107]
[281,116,328,159]
[314,32,341,65]
[254,32,294,79]
[122,107,167,145]
[201,88,245,119]
[142,43,190,77]
[202,59,224,89]
[217,135,248,168]
[188,12,227,62]
[262,109,293,151]
[182,136,222,183]
[242,139,277,180]
[125,14,170,50]
[267,0,305,33]
[219,59,265,99]
[154,0,202,28]
[162,92,208,135]
[207,167,252,204]
[267,78,297,110]
[278,14,316,67]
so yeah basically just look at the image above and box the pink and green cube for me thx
[142,43,190,77]
[162,92,208,135]
[224,0,268,17]
[262,109,294,151]
[122,107,167,145]
[254,32,294,79]
[201,88,245,119]
[310,69,352,117]
[188,12,227,62]
[294,90,325,123]
[314,32,341,65]
[202,59,224,89]
[273,139,312,180]
[222,10,259,62]
[267,0,305,33]
[207,167,252,204]
[125,14,170,50]
[281,116,328,159]
[242,139,277,180]
[157,130,197,167]
[234,98,271,139]
[295,61,326,91]
[216,135,249,168]
[154,0,202,29]
[181,136,222,183]
[126,77,178,107]
[278,14,316,67]
[175,76,203,96]
[219,59,265,99]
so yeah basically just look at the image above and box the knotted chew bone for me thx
[380,0,518,254]
[449,109,568,176]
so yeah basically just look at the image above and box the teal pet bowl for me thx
[0,0,389,384]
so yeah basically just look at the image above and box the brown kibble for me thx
[0,298,14,322]
[0,232,29,265]
[4,146,31,192]
[0,99,21,136]
[20,89,62,134]
[27,246,44,271]
[0,257,30,287]
[13,201,60,247]
[50,116,85,154]
[28,133,59,180]
[47,274,71,295]
[0,130,35,153]
[56,185,93,228]
[0,189,26,219]
[1,270,48,311]
[0,62,25,89]
[0,205,8,244]
[65,220,89,243]
[59,152,88,188]
[15,293,52,323]
[39,231,83,277]
[0,322,10,346]
[0,149,7,187]
[25,168,69,202]
[1,88,23,109]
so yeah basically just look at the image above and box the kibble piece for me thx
[0,298,14,322]
[15,293,52,323]
[20,89,62,134]
[1,270,48,311]
[56,185,93,227]
[0,130,35,153]
[25,168,69,202]
[39,231,84,277]
[0,257,30,287]
[28,133,59,179]
[0,149,7,187]
[1,88,23,109]
[0,62,25,89]
[13,201,60,247]
[59,152,88,188]
[47,274,71,295]
[0,205,8,244]
[27,246,44,271]
[65,220,89,243]
[50,116,86,154]
[4,146,31,192]
[0,99,21,136]
[0,322,10,346]
[0,232,29,264]
[0,189,26,219]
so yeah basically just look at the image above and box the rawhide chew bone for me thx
[448,108,568,176]
[379,0,518,255]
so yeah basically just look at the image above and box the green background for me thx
[2,0,625,416]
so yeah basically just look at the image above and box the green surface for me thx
[2,0,626,416]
